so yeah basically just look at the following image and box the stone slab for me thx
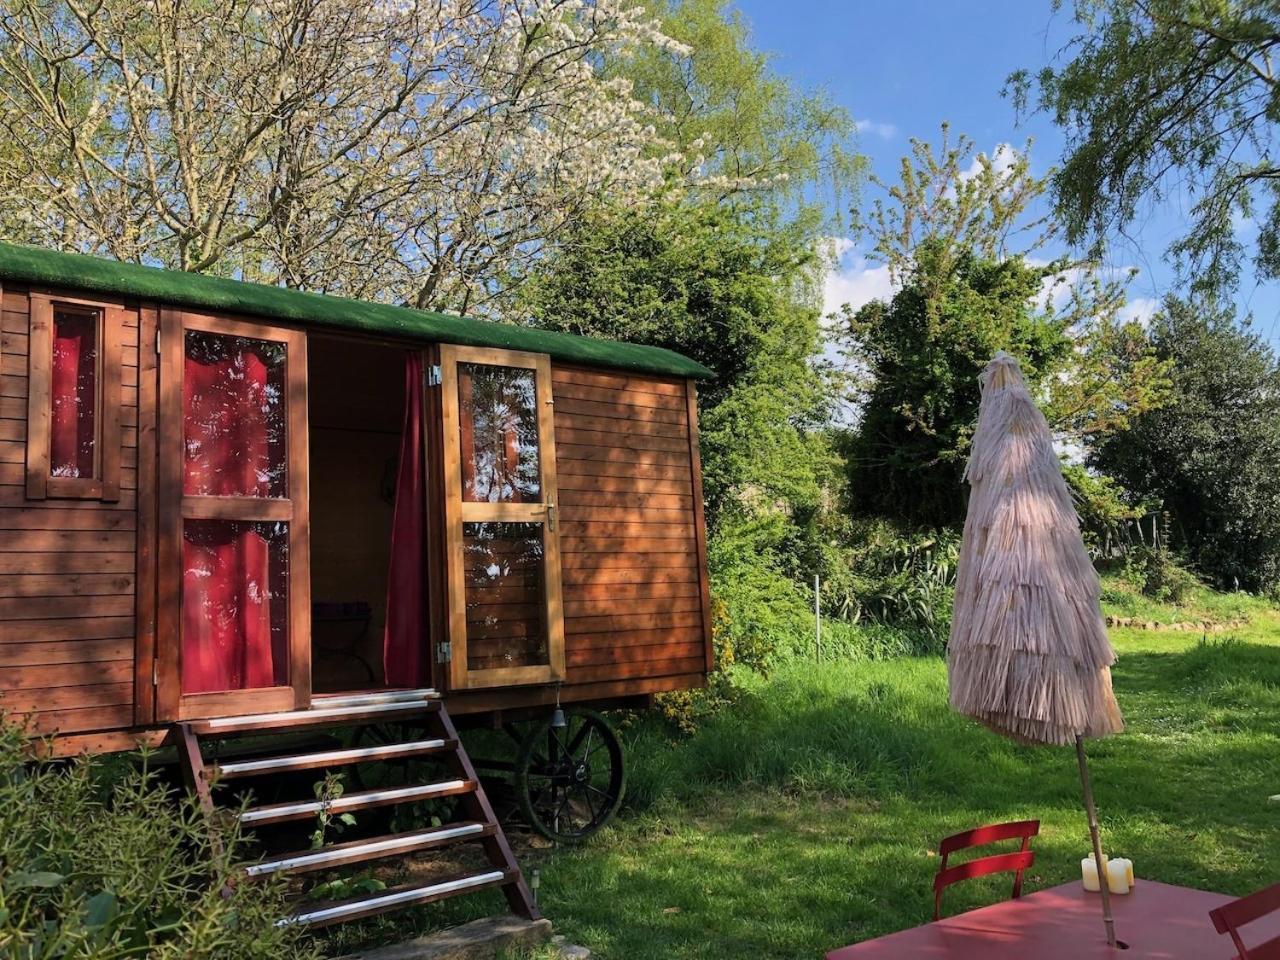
[334,915,553,960]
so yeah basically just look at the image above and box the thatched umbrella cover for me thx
[948,351,1124,943]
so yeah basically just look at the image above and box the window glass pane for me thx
[50,309,97,478]
[463,521,548,671]
[181,519,289,693]
[184,331,287,497]
[458,363,540,503]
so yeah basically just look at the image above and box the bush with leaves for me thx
[1092,297,1280,593]
[824,521,960,653]
[1132,545,1201,606]
[839,129,1170,528]
[0,720,317,960]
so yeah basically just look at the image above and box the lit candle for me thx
[1081,854,1107,892]
[1106,858,1132,894]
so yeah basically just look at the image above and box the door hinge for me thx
[436,641,452,663]
[155,326,161,356]
[152,659,159,687]
[427,364,442,386]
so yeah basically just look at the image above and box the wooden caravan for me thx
[0,242,714,925]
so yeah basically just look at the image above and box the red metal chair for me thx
[932,819,1039,921]
[1209,881,1280,959]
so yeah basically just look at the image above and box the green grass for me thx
[320,577,1280,958]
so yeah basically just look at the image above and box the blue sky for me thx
[729,0,1280,347]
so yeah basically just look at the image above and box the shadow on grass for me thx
[321,641,1280,958]
[626,643,1280,889]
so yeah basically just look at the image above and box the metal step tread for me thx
[311,688,439,709]
[189,697,440,735]
[278,869,517,927]
[239,778,475,826]
[242,821,492,877]
[213,737,454,779]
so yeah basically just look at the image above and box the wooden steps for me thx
[243,822,494,877]
[189,693,440,735]
[174,691,537,929]
[239,779,475,826]
[213,738,455,780]
[279,870,516,928]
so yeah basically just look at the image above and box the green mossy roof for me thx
[0,242,712,379]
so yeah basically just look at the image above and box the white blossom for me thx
[0,0,707,310]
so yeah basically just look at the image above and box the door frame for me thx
[438,344,565,690]
[154,308,311,721]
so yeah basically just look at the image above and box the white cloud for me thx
[944,143,1021,200]
[961,143,1020,181]
[1117,297,1159,328]
[1037,264,1090,312]
[1035,260,1159,328]
[821,237,895,319]
[855,119,897,140]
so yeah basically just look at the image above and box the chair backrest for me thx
[1209,882,1280,960]
[933,819,1039,921]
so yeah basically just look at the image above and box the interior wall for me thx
[307,336,404,692]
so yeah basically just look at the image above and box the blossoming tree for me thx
[0,0,695,310]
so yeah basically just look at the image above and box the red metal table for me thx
[826,880,1280,958]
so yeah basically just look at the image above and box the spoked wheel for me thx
[514,708,625,843]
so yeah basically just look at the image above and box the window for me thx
[26,293,123,500]
[178,330,292,696]
[181,518,290,694]
[458,362,541,503]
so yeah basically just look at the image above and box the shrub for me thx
[1091,298,1280,593]
[0,720,317,960]
[707,511,815,673]
[1133,546,1201,605]
[825,521,960,650]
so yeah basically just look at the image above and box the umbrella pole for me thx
[1075,734,1117,947]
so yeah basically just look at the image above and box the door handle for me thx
[546,503,556,532]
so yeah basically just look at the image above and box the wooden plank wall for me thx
[552,365,710,688]
[0,287,139,735]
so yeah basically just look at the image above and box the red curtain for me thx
[182,521,283,693]
[183,338,282,497]
[384,353,427,687]
[180,336,286,694]
[50,312,97,478]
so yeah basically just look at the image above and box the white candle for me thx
[1081,854,1106,892]
[1114,858,1135,887]
[1106,857,1132,894]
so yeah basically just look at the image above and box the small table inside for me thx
[826,880,1280,958]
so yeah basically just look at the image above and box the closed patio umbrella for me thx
[948,351,1124,946]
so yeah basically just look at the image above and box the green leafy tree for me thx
[519,197,843,669]
[1092,297,1280,592]
[840,129,1170,528]
[620,0,863,211]
[1010,0,1280,295]
[517,0,865,675]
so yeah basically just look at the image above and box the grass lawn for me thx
[322,580,1280,958]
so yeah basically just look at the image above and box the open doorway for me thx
[307,336,405,693]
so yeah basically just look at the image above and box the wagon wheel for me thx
[514,708,625,843]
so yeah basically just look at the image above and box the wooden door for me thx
[439,345,564,690]
[156,309,310,720]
